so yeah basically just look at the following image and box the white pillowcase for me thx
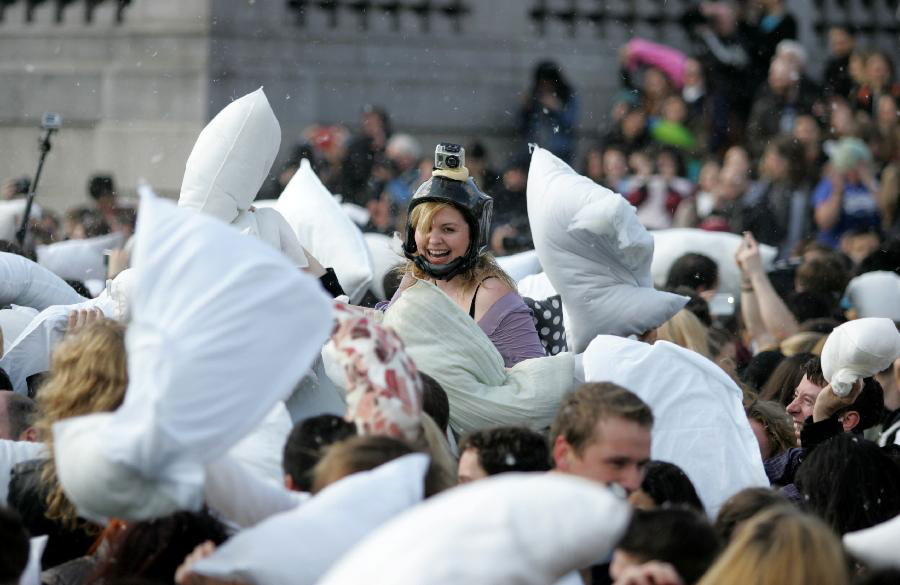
[497,249,542,283]
[527,146,687,352]
[364,232,405,300]
[583,335,769,516]
[277,159,375,302]
[0,306,38,355]
[192,454,430,585]
[843,513,900,570]
[0,252,86,310]
[52,190,333,521]
[178,87,279,223]
[845,271,900,322]
[319,473,630,585]
[36,232,124,284]
[650,228,777,296]
[821,318,900,397]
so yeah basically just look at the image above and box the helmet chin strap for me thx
[411,254,468,281]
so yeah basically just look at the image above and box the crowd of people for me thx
[0,1,899,584]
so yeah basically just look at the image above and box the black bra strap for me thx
[468,282,483,319]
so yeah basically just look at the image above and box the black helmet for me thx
[403,174,493,280]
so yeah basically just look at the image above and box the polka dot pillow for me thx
[523,295,567,355]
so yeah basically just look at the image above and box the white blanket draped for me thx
[383,280,575,436]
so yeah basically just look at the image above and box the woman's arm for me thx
[736,232,798,343]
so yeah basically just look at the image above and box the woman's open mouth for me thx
[427,249,451,263]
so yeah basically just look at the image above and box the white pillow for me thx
[517,271,559,301]
[527,146,687,352]
[18,535,47,585]
[496,249,542,283]
[178,87,280,223]
[0,252,86,310]
[820,318,900,397]
[192,454,430,585]
[0,293,117,394]
[650,228,777,296]
[227,402,293,487]
[364,233,405,300]
[0,306,38,355]
[0,199,39,242]
[277,159,375,302]
[319,473,630,585]
[843,513,900,570]
[51,190,334,521]
[583,335,769,516]
[845,271,900,321]
[36,232,124,283]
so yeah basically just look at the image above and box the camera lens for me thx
[446,155,459,168]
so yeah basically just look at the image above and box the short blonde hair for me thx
[656,309,711,358]
[697,507,848,585]
[35,319,128,528]
[405,201,514,291]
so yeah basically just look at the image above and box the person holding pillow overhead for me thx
[380,143,544,368]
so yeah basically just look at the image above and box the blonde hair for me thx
[656,309,712,358]
[405,201,515,291]
[779,331,825,356]
[35,319,128,528]
[697,507,848,585]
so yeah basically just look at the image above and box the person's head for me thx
[715,164,748,202]
[793,114,821,148]
[655,148,686,180]
[761,136,804,184]
[360,104,390,142]
[656,309,712,359]
[551,382,653,493]
[532,60,573,103]
[865,51,895,90]
[661,95,688,124]
[697,159,720,193]
[282,414,357,492]
[768,58,794,94]
[841,229,882,266]
[87,510,227,585]
[828,25,854,58]
[0,506,28,585]
[776,40,807,77]
[698,507,849,585]
[311,435,445,497]
[34,318,128,527]
[386,133,422,173]
[795,254,850,298]
[64,207,111,240]
[419,372,449,436]
[713,487,789,542]
[627,460,704,513]
[665,253,719,296]
[88,174,117,210]
[723,145,750,177]
[795,433,900,534]
[745,399,796,459]
[406,196,514,289]
[740,350,785,392]
[602,145,628,186]
[876,94,898,130]
[457,426,551,484]
[760,351,814,406]
[642,67,672,101]
[611,507,719,585]
[785,356,827,433]
[683,58,704,88]
[788,357,884,436]
[0,391,36,441]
